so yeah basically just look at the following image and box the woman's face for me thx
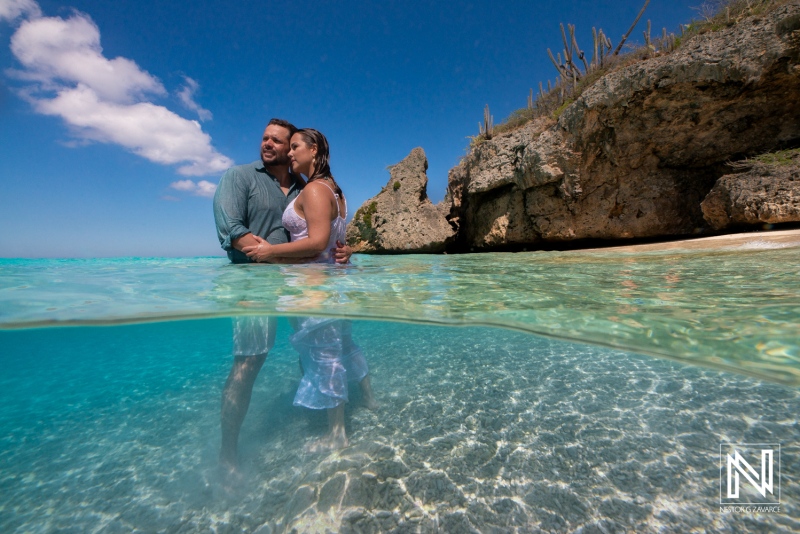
[289,134,317,176]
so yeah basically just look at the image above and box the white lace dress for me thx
[282,183,369,409]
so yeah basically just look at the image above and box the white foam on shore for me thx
[737,239,799,250]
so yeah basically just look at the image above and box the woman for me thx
[243,128,376,450]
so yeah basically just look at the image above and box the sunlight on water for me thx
[1,240,799,385]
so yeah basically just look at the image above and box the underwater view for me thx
[1,235,799,532]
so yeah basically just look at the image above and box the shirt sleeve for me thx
[213,168,251,252]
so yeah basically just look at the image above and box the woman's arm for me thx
[243,183,334,262]
[247,240,352,264]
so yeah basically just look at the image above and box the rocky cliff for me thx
[349,2,800,253]
[448,2,800,251]
[346,148,455,253]
[701,149,800,229]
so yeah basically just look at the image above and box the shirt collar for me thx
[256,161,304,193]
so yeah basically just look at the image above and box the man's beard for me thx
[263,152,290,167]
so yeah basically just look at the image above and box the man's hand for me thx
[331,240,353,264]
[242,235,273,262]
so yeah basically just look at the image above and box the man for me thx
[212,118,350,472]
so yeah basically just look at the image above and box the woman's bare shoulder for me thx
[297,181,336,216]
[304,180,335,192]
[302,180,338,201]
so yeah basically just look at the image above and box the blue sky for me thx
[0,0,699,258]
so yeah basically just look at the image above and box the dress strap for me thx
[314,180,341,218]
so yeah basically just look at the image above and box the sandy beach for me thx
[582,228,800,253]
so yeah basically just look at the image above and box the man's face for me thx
[260,124,291,167]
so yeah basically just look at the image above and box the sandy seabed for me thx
[1,319,797,533]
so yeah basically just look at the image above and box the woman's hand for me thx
[242,235,274,262]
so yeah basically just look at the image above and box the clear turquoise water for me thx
[3,241,799,384]
[1,242,799,532]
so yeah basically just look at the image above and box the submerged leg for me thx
[305,402,349,452]
[327,403,349,448]
[359,375,379,411]
[220,354,267,472]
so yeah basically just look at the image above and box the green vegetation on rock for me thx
[751,148,800,166]
[350,201,379,246]
[552,98,575,120]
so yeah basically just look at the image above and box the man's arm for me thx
[234,234,312,264]
[243,239,352,264]
[213,168,254,254]
[231,233,259,252]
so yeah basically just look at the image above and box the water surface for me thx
[2,238,798,384]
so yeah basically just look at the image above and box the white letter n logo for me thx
[727,449,773,498]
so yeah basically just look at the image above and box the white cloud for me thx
[10,13,164,103]
[196,180,217,197]
[6,3,232,176]
[0,0,41,22]
[170,179,197,191]
[33,84,232,175]
[177,76,212,121]
[170,179,217,197]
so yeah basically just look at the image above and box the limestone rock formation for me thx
[448,3,800,250]
[701,153,800,229]
[346,148,455,253]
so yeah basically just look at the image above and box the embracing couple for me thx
[212,119,376,473]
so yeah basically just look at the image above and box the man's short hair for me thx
[268,118,298,141]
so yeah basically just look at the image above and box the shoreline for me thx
[578,228,800,253]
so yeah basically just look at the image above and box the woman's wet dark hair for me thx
[295,128,343,198]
